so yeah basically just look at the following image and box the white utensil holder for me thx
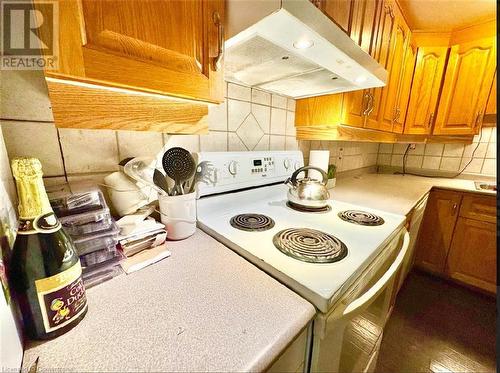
[158,192,197,240]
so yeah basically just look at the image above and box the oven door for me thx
[311,230,410,373]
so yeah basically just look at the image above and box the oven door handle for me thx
[342,231,410,317]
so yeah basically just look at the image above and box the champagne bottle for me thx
[9,158,87,340]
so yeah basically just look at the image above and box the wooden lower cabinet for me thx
[415,189,496,294]
[414,190,462,274]
[446,218,496,293]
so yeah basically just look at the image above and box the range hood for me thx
[224,0,387,99]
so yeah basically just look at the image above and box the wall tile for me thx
[251,104,271,133]
[1,70,54,122]
[251,89,271,106]
[286,111,296,136]
[411,144,425,155]
[287,99,296,112]
[271,94,288,109]
[406,155,423,168]
[285,136,299,151]
[393,144,408,155]
[485,142,496,158]
[377,153,391,166]
[227,99,251,131]
[422,156,442,170]
[379,144,393,154]
[1,120,64,176]
[460,158,484,174]
[200,131,227,152]
[439,157,461,171]
[117,130,163,160]
[391,154,403,167]
[164,134,200,153]
[254,135,270,151]
[424,143,444,156]
[228,133,247,151]
[236,115,264,150]
[443,143,464,157]
[270,135,286,150]
[270,108,287,135]
[481,158,496,175]
[207,101,227,131]
[463,142,487,158]
[59,129,118,174]
[227,83,251,101]
[473,127,492,143]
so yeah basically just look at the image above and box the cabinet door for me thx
[375,6,410,132]
[319,0,354,34]
[404,47,448,134]
[414,190,462,275]
[483,70,497,124]
[392,40,416,133]
[341,0,383,128]
[446,218,496,293]
[364,0,396,130]
[51,0,224,103]
[433,37,496,135]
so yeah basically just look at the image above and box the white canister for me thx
[104,171,150,216]
[308,150,330,181]
[158,192,197,240]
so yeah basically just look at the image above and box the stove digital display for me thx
[253,159,262,166]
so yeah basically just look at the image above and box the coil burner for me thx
[230,214,275,232]
[273,228,348,264]
[338,210,385,226]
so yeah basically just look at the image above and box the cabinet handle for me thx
[364,93,374,116]
[393,107,401,123]
[362,92,371,116]
[452,203,458,214]
[212,11,224,71]
[427,112,434,128]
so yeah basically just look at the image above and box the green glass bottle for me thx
[9,157,87,340]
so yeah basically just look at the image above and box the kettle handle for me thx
[290,166,328,185]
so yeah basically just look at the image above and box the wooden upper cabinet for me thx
[376,5,411,132]
[414,189,462,275]
[392,40,416,133]
[404,47,448,135]
[48,0,224,104]
[433,37,496,135]
[316,0,354,34]
[484,70,497,125]
[364,0,396,130]
[446,218,496,293]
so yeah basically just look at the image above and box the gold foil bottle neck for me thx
[11,157,52,219]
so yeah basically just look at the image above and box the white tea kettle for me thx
[285,166,330,209]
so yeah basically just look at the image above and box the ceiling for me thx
[398,0,496,32]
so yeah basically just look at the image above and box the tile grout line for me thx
[55,128,69,183]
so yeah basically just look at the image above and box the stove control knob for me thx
[283,158,291,170]
[293,161,301,170]
[228,160,238,176]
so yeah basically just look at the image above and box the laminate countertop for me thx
[331,172,495,215]
[22,230,315,372]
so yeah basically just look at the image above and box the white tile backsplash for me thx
[200,131,227,152]
[117,130,163,160]
[271,94,288,109]
[163,134,200,153]
[236,115,264,150]
[227,99,251,131]
[207,101,227,131]
[251,103,271,133]
[270,108,287,135]
[439,157,461,171]
[251,89,271,106]
[227,83,251,101]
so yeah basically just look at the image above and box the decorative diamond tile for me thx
[251,103,270,133]
[236,114,264,150]
[228,99,250,131]
[228,133,247,151]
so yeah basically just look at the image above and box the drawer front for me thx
[459,194,496,223]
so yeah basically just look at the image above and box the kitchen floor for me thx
[375,270,496,373]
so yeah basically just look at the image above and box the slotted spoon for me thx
[161,147,196,195]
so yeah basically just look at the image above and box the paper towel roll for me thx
[308,150,329,181]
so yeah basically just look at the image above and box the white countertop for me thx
[331,172,495,215]
[22,230,315,372]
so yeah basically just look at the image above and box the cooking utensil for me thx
[188,161,215,193]
[285,166,330,209]
[123,157,164,195]
[153,169,170,195]
[161,147,196,195]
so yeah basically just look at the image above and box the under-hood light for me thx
[293,39,314,49]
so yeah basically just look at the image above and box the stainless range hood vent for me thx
[224,0,387,99]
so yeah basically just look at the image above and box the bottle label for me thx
[17,211,61,235]
[35,261,87,333]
